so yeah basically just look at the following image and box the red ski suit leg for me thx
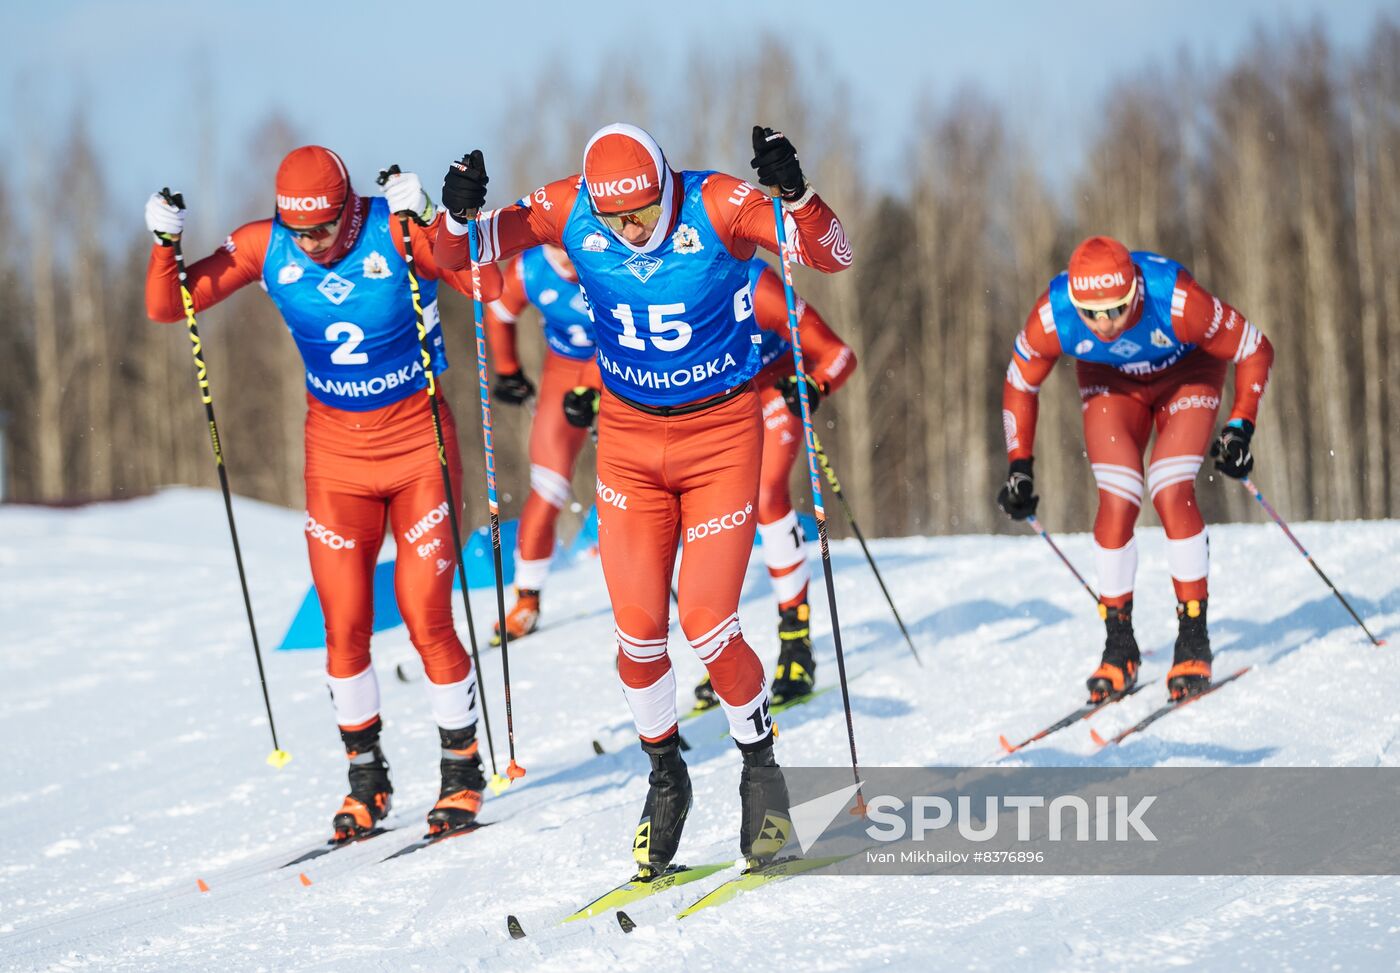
[1079,353,1226,607]
[1145,354,1227,603]
[514,351,601,589]
[755,361,809,612]
[597,387,770,746]
[305,394,475,731]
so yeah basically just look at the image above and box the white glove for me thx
[379,168,435,224]
[145,191,186,244]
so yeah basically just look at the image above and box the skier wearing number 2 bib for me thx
[436,123,854,876]
[145,146,503,843]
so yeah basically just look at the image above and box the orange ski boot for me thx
[1086,601,1140,703]
[1167,599,1212,700]
[332,719,393,841]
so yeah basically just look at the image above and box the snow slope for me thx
[2,488,1398,972]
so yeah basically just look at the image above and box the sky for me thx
[0,0,1393,238]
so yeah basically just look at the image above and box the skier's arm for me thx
[401,214,503,302]
[482,257,530,375]
[145,220,271,323]
[1171,272,1274,425]
[700,173,854,274]
[1002,293,1063,461]
[751,266,857,393]
[435,178,577,271]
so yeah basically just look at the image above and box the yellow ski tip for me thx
[488,774,512,796]
[266,749,293,769]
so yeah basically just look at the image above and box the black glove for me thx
[492,369,535,406]
[442,150,488,221]
[750,126,806,202]
[997,458,1039,521]
[1210,419,1255,479]
[774,374,821,417]
[562,386,601,429]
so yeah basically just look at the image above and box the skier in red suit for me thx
[998,236,1274,701]
[145,146,502,840]
[435,123,853,874]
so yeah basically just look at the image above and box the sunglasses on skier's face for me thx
[593,199,664,234]
[1076,301,1132,325]
[280,195,348,242]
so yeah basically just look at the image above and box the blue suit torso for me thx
[519,246,595,361]
[262,197,445,411]
[1044,251,1193,376]
[560,170,762,406]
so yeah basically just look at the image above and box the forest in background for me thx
[2,20,1398,543]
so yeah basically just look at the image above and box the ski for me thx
[1090,667,1251,747]
[684,685,836,723]
[591,732,691,757]
[998,681,1153,755]
[380,821,493,862]
[281,826,395,868]
[560,861,733,923]
[675,854,852,918]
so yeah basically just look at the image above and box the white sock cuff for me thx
[327,666,381,728]
[1094,537,1139,599]
[423,670,479,730]
[769,561,811,605]
[720,684,772,746]
[1165,529,1210,583]
[758,510,806,571]
[622,669,678,741]
[513,555,552,592]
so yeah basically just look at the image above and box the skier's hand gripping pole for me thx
[770,193,864,810]
[160,188,290,770]
[462,177,527,790]
[810,433,921,666]
[1240,477,1385,646]
[376,166,503,782]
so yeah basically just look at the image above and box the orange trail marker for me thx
[299,872,312,887]
[196,878,210,893]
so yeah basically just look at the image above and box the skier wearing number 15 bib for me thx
[436,123,855,876]
[145,146,503,842]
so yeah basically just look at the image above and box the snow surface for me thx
[2,488,1398,972]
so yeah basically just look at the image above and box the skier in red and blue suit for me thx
[480,245,602,640]
[145,146,503,841]
[997,236,1274,702]
[435,123,854,875]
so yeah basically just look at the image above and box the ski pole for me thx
[376,168,501,782]
[770,196,863,799]
[1024,514,1099,607]
[809,433,921,666]
[1240,477,1385,646]
[467,213,528,787]
[162,189,290,770]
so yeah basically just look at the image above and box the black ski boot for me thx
[1167,598,1212,700]
[632,730,692,878]
[332,718,393,841]
[739,734,792,868]
[426,724,487,835]
[770,602,816,705]
[1086,601,1141,703]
